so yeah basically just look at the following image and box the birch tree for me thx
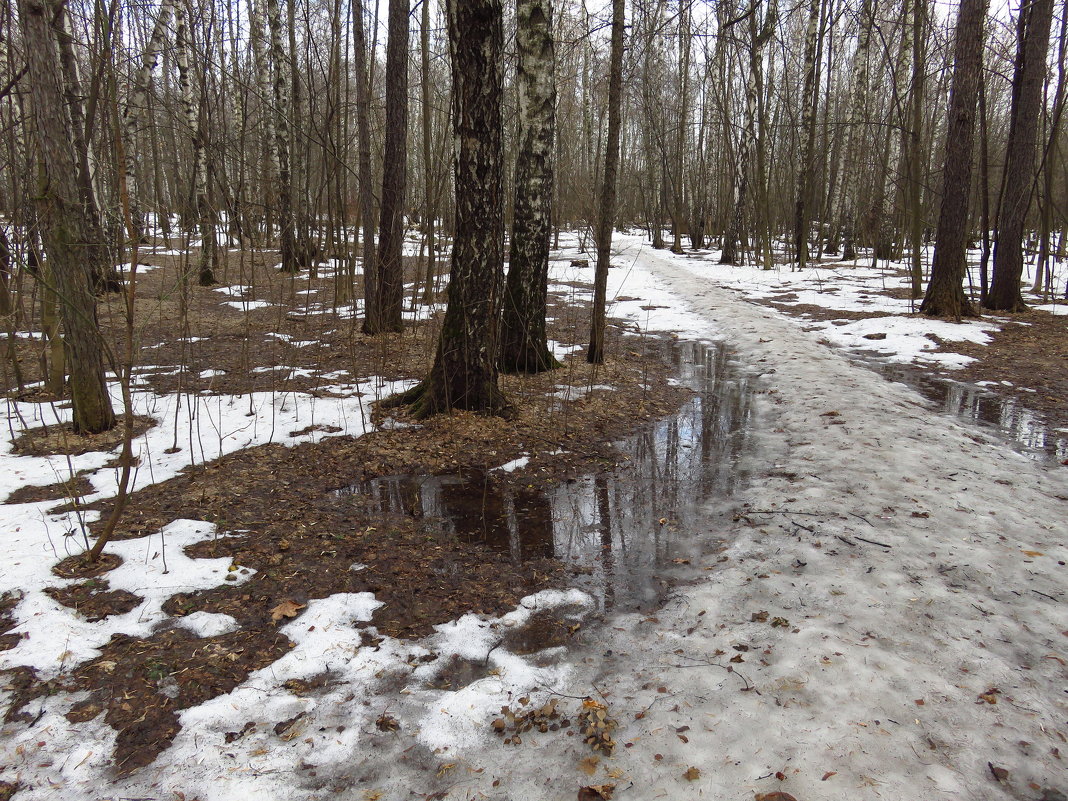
[500,0,559,373]
[386,0,507,416]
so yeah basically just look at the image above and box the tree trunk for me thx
[500,0,559,373]
[793,0,821,268]
[387,0,507,416]
[19,0,115,433]
[352,0,377,318]
[587,0,624,363]
[721,0,777,267]
[176,6,217,286]
[122,0,175,242]
[986,0,1054,311]
[367,0,408,333]
[920,0,987,318]
[267,0,297,272]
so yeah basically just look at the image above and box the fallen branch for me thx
[854,536,892,548]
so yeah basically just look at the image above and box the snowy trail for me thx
[375,240,1068,799]
[260,239,1068,800]
[562,240,1068,800]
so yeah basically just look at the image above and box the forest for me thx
[0,0,1067,797]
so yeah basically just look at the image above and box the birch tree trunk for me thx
[500,0,559,373]
[793,0,821,267]
[122,0,175,242]
[386,0,507,416]
[721,0,776,267]
[352,0,377,319]
[176,5,217,286]
[267,0,297,272]
[838,0,874,261]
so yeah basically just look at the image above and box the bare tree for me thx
[920,0,988,318]
[366,0,408,334]
[500,0,559,373]
[19,0,115,433]
[386,0,507,416]
[987,0,1055,311]
[588,0,625,364]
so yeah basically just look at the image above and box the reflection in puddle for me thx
[339,342,753,612]
[874,362,1068,460]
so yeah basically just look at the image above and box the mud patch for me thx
[5,627,290,774]
[43,580,142,621]
[4,475,95,505]
[11,415,157,457]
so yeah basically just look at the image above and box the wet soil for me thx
[9,416,157,457]
[0,593,20,651]
[758,283,1068,461]
[4,475,95,505]
[43,580,142,622]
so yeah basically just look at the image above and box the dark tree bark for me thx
[986,0,1055,311]
[352,0,376,317]
[920,0,988,318]
[500,0,560,373]
[366,0,408,334]
[793,0,821,267]
[385,0,506,416]
[588,0,624,364]
[19,0,115,433]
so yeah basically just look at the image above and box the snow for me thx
[2,234,1067,799]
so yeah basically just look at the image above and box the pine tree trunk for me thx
[986,0,1054,311]
[920,0,987,318]
[19,0,115,433]
[500,0,559,373]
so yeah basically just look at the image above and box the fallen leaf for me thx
[755,793,798,801]
[578,784,615,800]
[822,771,837,780]
[683,766,701,781]
[1022,550,1044,557]
[578,756,600,776]
[988,762,1009,782]
[270,599,306,624]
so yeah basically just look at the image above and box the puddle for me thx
[873,361,1068,461]
[338,341,753,612]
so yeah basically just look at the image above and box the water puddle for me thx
[338,341,754,612]
[872,361,1068,461]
